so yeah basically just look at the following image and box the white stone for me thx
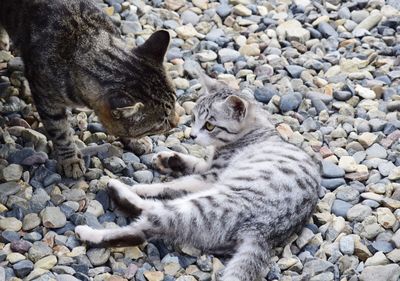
[196,50,217,62]
[376,207,396,229]
[355,85,376,99]
[276,19,310,43]
[239,43,260,56]
[338,156,357,172]
[233,4,252,16]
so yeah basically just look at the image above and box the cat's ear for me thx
[224,95,248,121]
[134,30,170,63]
[111,102,144,119]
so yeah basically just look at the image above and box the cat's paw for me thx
[58,154,86,179]
[153,151,185,174]
[75,225,103,244]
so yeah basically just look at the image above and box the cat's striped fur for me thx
[0,0,178,178]
[76,73,320,281]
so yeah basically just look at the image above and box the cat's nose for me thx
[190,133,197,139]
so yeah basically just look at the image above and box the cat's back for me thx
[0,0,118,48]
[218,128,320,195]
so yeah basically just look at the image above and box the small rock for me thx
[359,264,400,281]
[0,164,23,181]
[339,236,354,255]
[87,248,110,266]
[233,4,252,16]
[322,161,345,178]
[40,207,67,228]
[365,251,390,266]
[218,48,241,63]
[239,44,260,56]
[133,170,153,184]
[0,217,22,231]
[355,85,376,99]
[338,156,357,173]
[279,93,302,112]
[347,204,372,221]
[331,199,353,218]
[296,227,314,249]
[143,271,164,281]
[277,19,310,43]
[376,207,396,229]
[13,260,34,278]
[35,255,57,270]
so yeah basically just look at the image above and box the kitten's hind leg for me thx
[221,237,270,281]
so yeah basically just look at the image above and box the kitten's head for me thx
[98,30,179,138]
[190,72,253,148]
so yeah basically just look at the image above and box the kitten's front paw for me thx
[58,154,86,179]
[75,225,103,244]
[153,151,185,174]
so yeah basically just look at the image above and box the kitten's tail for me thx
[221,237,270,281]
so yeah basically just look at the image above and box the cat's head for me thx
[98,30,179,138]
[190,71,256,148]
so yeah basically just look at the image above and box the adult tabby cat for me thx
[76,73,320,281]
[0,0,178,178]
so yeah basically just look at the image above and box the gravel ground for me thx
[0,0,400,280]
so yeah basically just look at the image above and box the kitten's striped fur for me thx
[0,0,178,178]
[76,73,320,281]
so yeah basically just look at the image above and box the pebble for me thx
[321,161,345,178]
[347,204,372,222]
[339,236,355,255]
[338,156,357,173]
[277,19,310,43]
[355,85,376,99]
[87,248,110,266]
[0,217,22,231]
[279,93,302,112]
[359,264,400,281]
[0,163,23,181]
[331,199,353,218]
[0,0,398,280]
[218,48,241,63]
[376,207,396,229]
[40,207,67,228]
[233,4,252,16]
[13,260,34,278]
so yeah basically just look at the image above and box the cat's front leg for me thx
[75,223,146,247]
[34,100,86,179]
[153,150,211,175]
[108,175,211,201]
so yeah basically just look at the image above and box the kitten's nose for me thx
[190,133,197,139]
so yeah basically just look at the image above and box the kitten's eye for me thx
[204,122,215,131]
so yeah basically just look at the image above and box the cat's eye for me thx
[204,122,215,131]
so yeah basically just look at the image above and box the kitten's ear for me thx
[194,65,224,95]
[134,30,170,63]
[224,95,248,121]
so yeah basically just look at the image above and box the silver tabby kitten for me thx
[76,73,321,281]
